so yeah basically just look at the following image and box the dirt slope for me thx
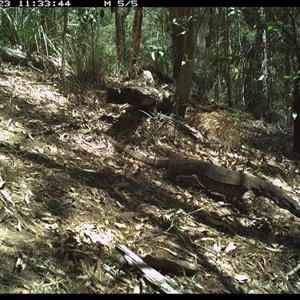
[0,62,300,294]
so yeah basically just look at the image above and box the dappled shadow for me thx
[2,132,298,293]
[245,123,298,161]
[0,64,300,293]
[105,107,149,138]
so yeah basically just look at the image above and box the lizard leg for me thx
[164,165,198,180]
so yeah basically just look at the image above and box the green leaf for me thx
[189,15,199,22]
[257,75,264,81]
[177,30,186,36]
[151,52,156,61]
[283,75,292,79]
[172,18,179,26]
[267,25,273,31]
[292,112,298,120]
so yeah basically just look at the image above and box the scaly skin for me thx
[102,132,300,218]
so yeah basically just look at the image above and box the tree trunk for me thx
[195,7,211,104]
[259,7,270,114]
[167,7,185,81]
[223,7,233,108]
[128,7,143,79]
[168,7,199,118]
[115,8,129,67]
[176,8,197,117]
[293,76,300,152]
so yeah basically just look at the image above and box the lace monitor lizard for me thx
[101,132,300,218]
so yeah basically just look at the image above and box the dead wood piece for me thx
[163,115,206,141]
[115,243,188,294]
[1,46,27,65]
[143,254,198,275]
[106,86,174,112]
[0,46,66,73]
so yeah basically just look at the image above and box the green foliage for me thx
[65,8,108,81]
[0,8,45,52]
[0,6,299,125]
[138,8,173,77]
[192,7,300,125]
[0,7,172,81]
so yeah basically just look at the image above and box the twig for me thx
[286,262,300,278]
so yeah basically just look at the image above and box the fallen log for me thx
[106,86,174,113]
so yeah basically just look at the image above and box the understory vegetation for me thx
[0,7,299,294]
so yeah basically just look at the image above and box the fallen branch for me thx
[115,243,188,294]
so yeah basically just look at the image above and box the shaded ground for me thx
[0,62,300,294]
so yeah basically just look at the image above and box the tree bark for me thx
[258,7,270,115]
[223,7,233,108]
[293,75,300,152]
[115,8,129,67]
[128,7,143,79]
[167,7,185,81]
[168,7,198,118]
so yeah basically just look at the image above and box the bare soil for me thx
[0,62,300,294]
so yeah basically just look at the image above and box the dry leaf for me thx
[235,274,249,282]
[9,287,31,294]
[14,121,23,128]
[0,189,14,206]
[153,180,162,187]
[186,221,197,227]
[34,146,44,154]
[48,145,58,154]
[90,188,99,197]
[82,169,97,173]
[225,242,237,253]
[24,191,31,205]
[111,228,124,240]
[115,222,127,229]
[135,223,144,230]
[265,246,282,253]
[0,155,9,161]
[213,243,221,253]
[82,225,114,246]
[16,219,21,231]
[0,181,6,189]
[133,284,141,294]
[14,256,26,273]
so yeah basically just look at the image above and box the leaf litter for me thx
[0,62,299,293]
